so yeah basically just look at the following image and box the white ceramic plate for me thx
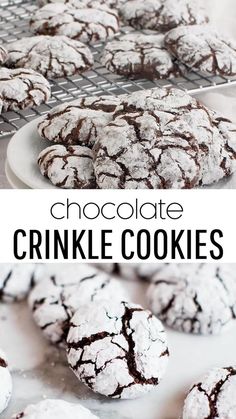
[5,159,31,189]
[7,117,236,189]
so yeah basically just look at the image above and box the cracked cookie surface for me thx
[102,33,183,80]
[96,263,165,281]
[0,45,8,65]
[38,144,96,188]
[37,95,122,147]
[38,0,126,8]
[30,3,119,44]
[164,25,236,76]
[28,265,128,346]
[0,349,12,414]
[120,0,208,32]
[6,35,93,78]
[12,399,99,419]
[0,264,37,302]
[67,300,169,399]
[93,88,236,189]
[0,68,51,112]
[147,264,236,335]
[183,366,236,419]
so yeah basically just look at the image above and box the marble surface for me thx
[1,278,236,419]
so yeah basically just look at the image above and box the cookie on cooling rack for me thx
[102,33,183,80]
[0,46,8,65]
[147,264,236,335]
[0,349,12,415]
[120,0,208,32]
[37,95,122,147]
[38,144,96,188]
[0,68,51,112]
[183,366,236,419]
[93,87,236,189]
[165,25,236,76]
[6,35,94,78]
[67,300,169,399]
[30,3,120,44]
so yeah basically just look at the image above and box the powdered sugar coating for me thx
[0,68,51,112]
[28,265,128,346]
[147,264,236,335]
[38,0,126,7]
[12,399,99,419]
[0,45,8,65]
[120,0,208,32]
[67,300,169,399]
[38,144,96,188]
[183,366,236,419]
[96,263,165,281]
[30,3,119,44]
[102,33,183,80]
[165,25,236,76]
[6,35,93,78]
[37,95,122,147]
[0,264,37,302]
[93,88,236,189]
[0,349,12,415]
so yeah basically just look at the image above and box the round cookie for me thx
[37,95,122,147]
[102,33,183,80]
[0,68,51,112]
[120,0,208,32]
[0,264,37,302]
[6,36,93,78]
[12,399,99,419]
[164,25,236,76]
[38,144,96,189]
[93,88,236,189]
[0,349,12,415]
[38,0,126,7]
[147,264,236,335]
[67,300,169,399]
[28,264,128,345]
[183,366,236,419]
[30,3,120,44]
[0,45,8,65]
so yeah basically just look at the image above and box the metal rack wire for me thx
[1,0,236,137]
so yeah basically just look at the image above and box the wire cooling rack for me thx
[1,0,236,137]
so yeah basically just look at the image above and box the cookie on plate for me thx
[67,300,169,399]
[0,68,51,112]
[93,87,236,189]
[38,144,96,188]
[30,3,120,44]
[147,264,236,334]
[6,35,93,78]
[38,0,126,7]
[102,33,183,80]
[28,264,128,345]
[165,25,236,76]
[0,45,8,65]
[12,399,99,419]
[183,366,236,419]
[37,95,122,147]
[120,0,208,32]
[0,264,37,302]
[0,349,12,415]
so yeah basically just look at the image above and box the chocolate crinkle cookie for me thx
[0,349,12,415]
[67,300,169,399]
[120,0,208,32]
[183,366,236,419]
[37,95,122,148]
[93,87,236,189]
[12,399,99,419]
[96,263,165,281]
[164,25,236,76]
[38,144,96,188]
[6,35,94,78]
[147,264,236,335]
[102,33,183,80]
[30,3,120,44]
[38,0,126,8]
[0,45,8,65]
[0,68,51,112]
[0,263,38,302]
[28,264,128,346]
